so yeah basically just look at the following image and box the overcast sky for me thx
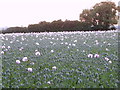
[0,0,119,27]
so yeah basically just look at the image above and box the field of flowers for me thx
[1,30,119,88]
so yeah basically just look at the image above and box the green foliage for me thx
[1,31,118,88]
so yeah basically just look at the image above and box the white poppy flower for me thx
[27,68,33,72]
[94,54,100,58]
[1,51,4,54]
[19,47,24,51]
[106,48,109,51]
[50,41,53,44]
[87,54,93,58]
[47,81,51,84]
[2,46,5,49]
[105,57,109,61]
[16,60,20,64]
[72,44,76,46]
[74,40,77,42]
[22,57,28,62]
[52,66,57,70]
[30,62,35,65]
[35,51,41,56]
[51,50,54,53]
[109,60,112,63]
[36,42,39,45]
[8,46,11,49]
[65,42,68,45]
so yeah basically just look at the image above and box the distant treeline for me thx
[1,20,116,34]
[1,1,119,34]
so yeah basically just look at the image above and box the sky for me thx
[0,0,119,28]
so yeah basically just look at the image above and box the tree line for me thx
[1,1,119,34]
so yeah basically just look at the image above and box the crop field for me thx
[0,30,119,88]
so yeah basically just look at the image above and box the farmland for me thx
[0,30,119,88]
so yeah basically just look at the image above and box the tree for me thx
[3,27,28,33]
[80,9,92,24]
[80,1,118,30]
[50,19,64,32]
[93,1,117,30]
[80,9,93,30]
[117,6,120,12]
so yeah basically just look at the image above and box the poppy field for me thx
[1,30,119,88]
